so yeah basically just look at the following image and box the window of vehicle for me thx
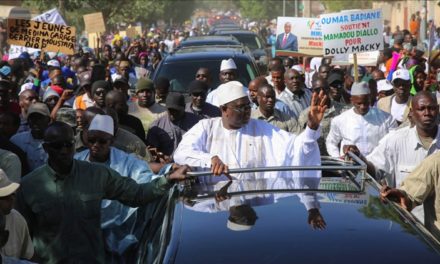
[230,34,262,50]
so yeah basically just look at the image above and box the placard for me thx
[83,12,105,33]
[7,18,76,55]
[275,17,322,56]
[126,27,137,39]
[320,9,383,56]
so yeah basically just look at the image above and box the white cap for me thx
[227,219,253,231]
[392,69,410,84]
[216,81,247,106]
[377,79,393,93]
[47,59,60,68]
[0,169,19,196]
[47,51,57,59]
[19,83,33,95]
[88,114,114,136]
[291,64,304,74]
[351,82,370,96]
[220,58,237,71]
[309,57,321,72]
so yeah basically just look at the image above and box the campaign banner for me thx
[7,18,76,55]
[320,9,383,56]
[8,8,67,59]
[275,17,322,56]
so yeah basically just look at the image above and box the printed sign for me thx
[83,12,106,33]
[320,9,384,56]
[275,17,323,56]
[7,18,76,55]
[332,50,380,66]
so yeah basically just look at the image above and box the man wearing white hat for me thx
[174,80,328,178]
[376,79,394,99]
[0,169,34,260]
[17,89,39,133]
[206,58,240,107]
[345,91,440,223]
[75,114,180,259]
[377,69,412,125]
[16,121,189,263]
[326,82,397,158]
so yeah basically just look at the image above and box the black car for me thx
[176,36,241,50]
[137,157,440,263]
[152,45,260,94]
[214,29,270,68]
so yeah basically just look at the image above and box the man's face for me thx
[0,194,14,215]
[168,108,185,122]
[191,91,207,108]
[393,79,411,102]
[43,124,76,168]
[372,70,385,81]
[87,130,113,162]
[351,95,370,115]
[404,34,412,44]
[28,113,50,139]
[106,96,128,116]
[195,69,211,85]
[329,81,343,101]
[118,62,130,79]
[283,59,293,71]
[271,71,284,91]
[19,90,38,113]
[284,23,291,34]
[285,70,302,92]
[93,88,107,108]
[156,88,169,102]
[319,66,330,80]
[219,70,237,83]
[248,82,259,104]
[257,87,276,114]
[223,97,251,129]
[411,96,439,131]
[415,72,426,90]
[137,89,155,107]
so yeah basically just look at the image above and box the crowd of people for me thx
[0,13,439,263]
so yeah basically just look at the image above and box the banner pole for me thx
[353,53,358,82]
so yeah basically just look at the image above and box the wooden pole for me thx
[353,53,358,82]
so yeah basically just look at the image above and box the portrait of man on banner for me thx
[276,22,298,51]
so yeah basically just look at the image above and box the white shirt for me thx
[174,117,322,180]
[0,209,34,259]
[326,107,397,157]
[367,126,440,187]
[390,97,407,122]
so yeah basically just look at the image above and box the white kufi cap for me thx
[392,69,410,84]
[351,82,370,96]
[216,81,247,106]
[88,114,114,136]
[220,58,237,71]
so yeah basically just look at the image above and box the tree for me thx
[321,0,373,12]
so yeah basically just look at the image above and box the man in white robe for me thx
[173,81,328,179]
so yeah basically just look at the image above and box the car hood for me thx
[167,176,440,264]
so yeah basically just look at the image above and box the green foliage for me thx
[321,0,373,12]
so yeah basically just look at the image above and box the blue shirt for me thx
[10,131,47,171]
[74,147,171,256]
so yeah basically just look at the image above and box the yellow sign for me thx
[7,18,76,55]
[83,12,105,33]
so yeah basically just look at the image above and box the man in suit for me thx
[276,22,298,51]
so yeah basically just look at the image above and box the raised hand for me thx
[307,90,328,130]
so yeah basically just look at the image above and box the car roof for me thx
[166,45,253,61]
[178,36,241,47]
[215,30,259,36]
[160,158,440,263]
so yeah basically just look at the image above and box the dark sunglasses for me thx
[87,137,111,145]
[43,140,75,149]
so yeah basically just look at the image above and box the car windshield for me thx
[229,34,262,50]
[155,59,257,93]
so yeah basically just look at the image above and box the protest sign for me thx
[320,9,383,56]
[126,27,137,39]
[7,18,76,55]
[332,51,379,66]
[8,8,67,59]
[83,12,105,33]
[88,33,99,49]
[275,17,322,56]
